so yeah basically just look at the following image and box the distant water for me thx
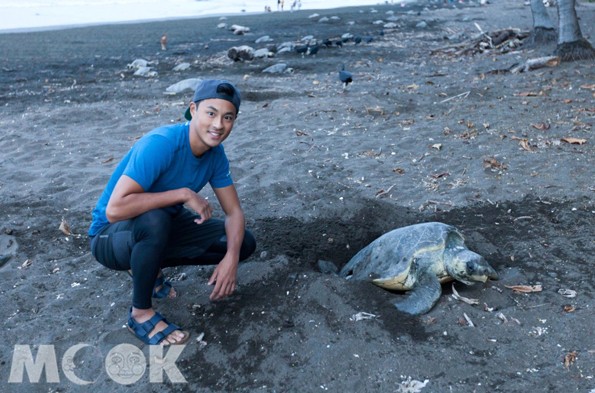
[0,0,397,32]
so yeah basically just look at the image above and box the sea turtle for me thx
[328,222,498,315]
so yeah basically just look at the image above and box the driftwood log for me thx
[510,56,561,73]
[431,28,530,57]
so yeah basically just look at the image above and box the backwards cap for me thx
[184,79,241,120]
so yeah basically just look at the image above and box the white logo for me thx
[8,343,187,385]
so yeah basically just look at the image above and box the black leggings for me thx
[90,208,256,309]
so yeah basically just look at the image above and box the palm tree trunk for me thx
[555,0,595,60]
[529,0,556,45]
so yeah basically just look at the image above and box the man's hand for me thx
[208,255,239,300]
[185,192,213,224]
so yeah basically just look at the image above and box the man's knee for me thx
[135,209,172,241]
[240,230,257,261]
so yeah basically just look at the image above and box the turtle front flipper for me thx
[393,271,442,315]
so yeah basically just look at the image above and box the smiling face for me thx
[188,98,237,157]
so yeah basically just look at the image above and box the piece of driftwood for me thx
[431,28,530,57]
[510,56,561,73]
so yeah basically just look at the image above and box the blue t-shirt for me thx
[88,122,233,236]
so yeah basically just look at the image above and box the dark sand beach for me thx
[0,0,594,391]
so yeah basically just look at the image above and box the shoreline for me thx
[0,0,402,34]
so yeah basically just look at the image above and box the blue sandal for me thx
[127,308,190,345]
[127,271,178,299]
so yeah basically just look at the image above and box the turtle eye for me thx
[466,261,476,273]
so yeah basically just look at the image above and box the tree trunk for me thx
[555,0,595,60]
[529,0,557,45]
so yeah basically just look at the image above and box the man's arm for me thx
[105,175,212,223]
[208,184,246,300]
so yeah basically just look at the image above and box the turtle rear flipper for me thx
[393,272,442,315]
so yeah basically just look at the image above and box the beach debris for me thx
[396,376,429,393]
[557,288,577,298]
[505,284,543,293]
[59,217,72,236]
[511,136,535,152]
[217,22,227,29]
[511,56,560,74]
[438,91,470,104]
[563,351,577,369]
[262,63,293,74]
[431,28,529,57]
[229,24,250,35]
[375,184,395,198]
[460,313,475,327]
[196,332,207,349]
[253,48,274,59]
[451,284,479,305]
[133,67,157,77]
[561,137,587,145]
[165,78,202,95]
[350,311,378,322]
[529,326,548,337]
[172,62,191,72]
[127,58,151,69]
[255,35,273,44]
[483,157,507,171]
[562,304,576,313]
[160,33,167,50]
[20,259,32,269]
[496,312,521,325]
[308,13,319,19]
[531,122,550,131]
[227,45,255,62]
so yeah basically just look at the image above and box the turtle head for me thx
[446,249,499,285]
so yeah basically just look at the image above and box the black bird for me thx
[295,45,308,56]
[306,45,319,56]
[339,65,353,91]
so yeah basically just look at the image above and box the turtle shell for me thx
[339,222,465,290]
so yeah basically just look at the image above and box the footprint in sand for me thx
[0,234,18,268]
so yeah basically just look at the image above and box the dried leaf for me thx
[511,137,535,152]
[562,304,576,313]
[431,172,450,179]
[579,83,595,90]
[431,143,442,150]
[505,284,543,293]
[561,137,587,145]
[451,284,479,305]
[102,156,114,164]
[563,351,577,369]
[515,91,540,97]
[59,218,72,236]
[392,167,405,174]
[531,122,550,131]
[483,157,508,170]
[375,184,395,198]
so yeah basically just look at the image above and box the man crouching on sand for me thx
[88,79,256,345]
